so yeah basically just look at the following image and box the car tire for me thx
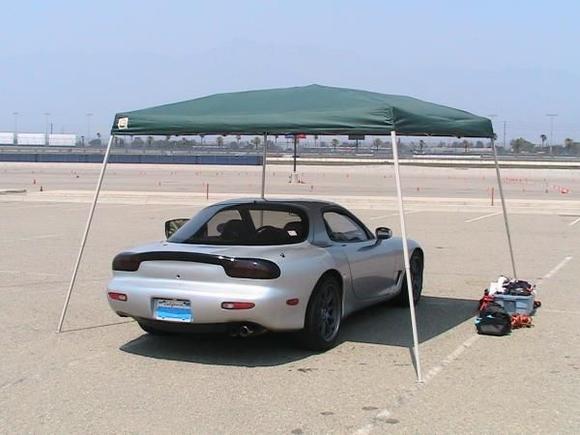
[299,275,342,351]
[397,251,424,307]
[137,321,173,336]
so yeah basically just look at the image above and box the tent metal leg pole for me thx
[491,138,517,279]
[57,135,115,333]
[293,136,297,173]
[391,131,423,382]
[261,133,267,198]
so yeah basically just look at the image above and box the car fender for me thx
[266,244,352,327]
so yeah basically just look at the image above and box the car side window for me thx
[323,211,369,242]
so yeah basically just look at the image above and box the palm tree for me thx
[331,138,339,149]
[216,136,224,147]
[540,134,547,148]
[373,138,383,151]
[236,135,241,146]
[462,139,470,153]
[511,137,532,153]
[251,136,261,149]
[564,138,574,153]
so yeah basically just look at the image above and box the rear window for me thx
[169,204,308,245]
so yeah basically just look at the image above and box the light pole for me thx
[44,112,51,145]
[546,113,558,155]
[12,112,19,145]
[86,113,93,143]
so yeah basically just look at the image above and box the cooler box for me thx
[494,293,535,315]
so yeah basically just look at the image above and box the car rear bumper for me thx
[106,276,307,331]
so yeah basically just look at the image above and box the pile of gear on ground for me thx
[475,276,541,336]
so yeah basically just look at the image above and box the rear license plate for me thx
[154,299,192,322]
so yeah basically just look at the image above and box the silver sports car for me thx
[107,198,424,350]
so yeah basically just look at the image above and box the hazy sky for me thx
[1,0,578,143]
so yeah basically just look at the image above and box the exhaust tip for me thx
[239,325,253,337]
[228,323,266,338]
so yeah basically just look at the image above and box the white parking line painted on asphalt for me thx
[369,210,421,221]
[352,255,574,435]
[540,256,573,281]
[353,333,484,435]
[464,211,502,223]
[569,217,580,227]
[354,336,483,434]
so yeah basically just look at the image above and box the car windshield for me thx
[168,204,308,245]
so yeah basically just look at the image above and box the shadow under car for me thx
[119,295,477,367]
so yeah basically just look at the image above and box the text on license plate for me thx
[154,299,192,322]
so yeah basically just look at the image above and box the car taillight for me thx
[112,253,140,272]
[222,258,280,279]
[108,292,128,301]
[221,302,255,310]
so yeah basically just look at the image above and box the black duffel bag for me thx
[475,302,512,336]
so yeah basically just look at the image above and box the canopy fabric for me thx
[111,84,493,138]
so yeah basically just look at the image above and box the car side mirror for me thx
[375,227,392,240]
[165,218,189,239]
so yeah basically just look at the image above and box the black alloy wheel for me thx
[398,251,424,306]
[300,275,342,351]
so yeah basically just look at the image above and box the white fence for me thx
[48,134,76,146]
[17,133,46,146]
[0,132,15,145]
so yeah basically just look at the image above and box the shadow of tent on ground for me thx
[120,295,477,368]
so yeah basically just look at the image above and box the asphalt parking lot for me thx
[1,163,579,434]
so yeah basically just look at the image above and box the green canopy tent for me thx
[109,84,493,137]
[58,85,516,382]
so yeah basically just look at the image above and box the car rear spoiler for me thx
[112,251,280,279]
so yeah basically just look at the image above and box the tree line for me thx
[510,137,578,155]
